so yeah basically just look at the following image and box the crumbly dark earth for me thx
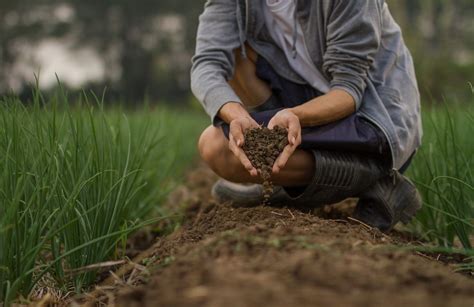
[67,165,473,307]
[242,126,288,204]
[95,165,474,307]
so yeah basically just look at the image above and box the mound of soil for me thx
[112,166,474,307]
[243,126,288,203]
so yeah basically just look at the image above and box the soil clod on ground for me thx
[243,126,288,203]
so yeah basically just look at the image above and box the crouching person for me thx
[192,0,423,232]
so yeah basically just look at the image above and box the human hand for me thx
[267,109,302,173]
[229,116,259,177]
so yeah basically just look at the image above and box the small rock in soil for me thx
[242,126,288,204]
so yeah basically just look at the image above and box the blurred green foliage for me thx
[0,0,472,104]
[0,0,207,103]
[407,100,474,271]
[0,91,207,304]
[388,0,474,102]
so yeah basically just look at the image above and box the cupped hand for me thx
[228,116,259,177]
[267,109,302,173]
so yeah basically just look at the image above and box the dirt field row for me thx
[84,166,474,307]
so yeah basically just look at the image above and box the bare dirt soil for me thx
[94,166,474,307]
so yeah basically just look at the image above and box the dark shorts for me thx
[220,56,412,172]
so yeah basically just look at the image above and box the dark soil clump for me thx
[242,126,288,203]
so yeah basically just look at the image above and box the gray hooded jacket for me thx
[191,0,422,170]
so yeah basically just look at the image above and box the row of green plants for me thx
[1,88,473,303]
[0,91,206,304]
[408,97,474,269]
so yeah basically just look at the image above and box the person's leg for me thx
[199,124,391,210]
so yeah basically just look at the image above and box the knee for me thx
[198,126,224,165]
[198,126,242,180]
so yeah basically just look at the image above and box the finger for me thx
[273,144,297,173]
[249,167,258,177]
[247,117,259,128]
[240,116,259,130]
[273,147,294,173]
[292,128,302,147]
[230,122,245,147]
[287,119,300,146]
[229,136,258,176]
[236,149,258,176]
[296,131,302,146]
[230,144,256,175]
[267,118,276,130]
[228,134,243,160]
[228,135,238,154]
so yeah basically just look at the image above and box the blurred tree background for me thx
[0,0,473,105]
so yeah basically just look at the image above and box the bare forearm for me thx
[290,89,356,127]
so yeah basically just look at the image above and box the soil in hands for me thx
[242,126,288,203]
[112,166,474,307]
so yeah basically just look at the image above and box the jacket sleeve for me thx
[322,0,382,110]
[191,0,243,123]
